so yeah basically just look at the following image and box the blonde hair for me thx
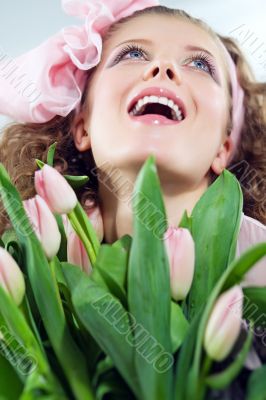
[0,5,265,234]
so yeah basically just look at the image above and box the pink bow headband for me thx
[219,40,245,162]
[0,0,159,124]
[0,0,244,157]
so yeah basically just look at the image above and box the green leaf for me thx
[178,209,192,231]
[1,228,18,246]
[127,155,173,400]
[0,285,59,390]
[94,243,128,308]
[205,323,253,389]
[243,287,266,327]
[23,296,45,355]
[46,142,57,167]
[0,163,94,400]
[170,301,189,353]
[35,159,45,169]
[57,260,103,377]
[92,355,114,388]
[93,356,134,400]
[174,311,203,400]
[19,368,67,399]
[51,256,69,289]
[64,175,89,189]
[224,247,266,290]
[113,234,132,253]
[222,244,266,290]
[187,169,243,321]
[1,228,23,265]
[91,235,131,299]
[95,370,134,400]
[91,268,110,292]
[246,365,266,400]
[0,352,23,399]
[62,262,141,399]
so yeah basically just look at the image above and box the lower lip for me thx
[129,114,183,125]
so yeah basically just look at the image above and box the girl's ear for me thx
[211,136,233,175]
[72,111,91,152]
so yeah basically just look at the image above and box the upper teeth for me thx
[129,96,184,121]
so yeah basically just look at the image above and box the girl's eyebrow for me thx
[112,38,154,49]
[112,38,216,59]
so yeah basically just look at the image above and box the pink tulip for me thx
[62,205,104,273]
[67,230,92,275]
[23,195,61,260]
[0,248,25,305]
[35,164,77,214]
[204,285,243,361]
[163,226,195,301]
[85,206,104,243]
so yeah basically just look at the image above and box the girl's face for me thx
[75,14,232,187]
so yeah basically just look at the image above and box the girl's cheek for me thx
[192,78,227,115]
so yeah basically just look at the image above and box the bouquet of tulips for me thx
[0,143,265,400]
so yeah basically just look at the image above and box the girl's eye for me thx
[185,52,216,77]
[113,45,216,78]
[113,44,147,63]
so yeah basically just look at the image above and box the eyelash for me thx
[113,44,216,77]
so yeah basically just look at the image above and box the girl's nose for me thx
[143,59,182,85]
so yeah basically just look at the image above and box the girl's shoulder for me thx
[237,212,266,287]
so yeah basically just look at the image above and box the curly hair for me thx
[0,5,265,235]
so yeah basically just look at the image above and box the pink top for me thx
[237,212,266,287]
[236,213,266,371]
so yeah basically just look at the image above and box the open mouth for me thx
[129,101,185,122]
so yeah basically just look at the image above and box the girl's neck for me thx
[98,174,210,244]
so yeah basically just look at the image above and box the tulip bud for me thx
[85,205,104,243]
[67,230,92,275]
[163,226,195,301]
[204,285,243,361]
[0,248,25,305]
[23,195,61,260]
[61,213,73,238]
[35,164,77,214]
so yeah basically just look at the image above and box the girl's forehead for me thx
[103,14,223,62]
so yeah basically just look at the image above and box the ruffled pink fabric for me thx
[0,0,158,123]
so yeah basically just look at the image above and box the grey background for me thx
[0,0,265,129]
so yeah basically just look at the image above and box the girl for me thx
[0,2,265,397]
[0,3,265,280]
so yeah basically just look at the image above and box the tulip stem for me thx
[202,354,212,377]
[20,298,44,354]
[49,257,66,308]
[67,211,96,267]
[19,298,31,327]
[197,355,212,400]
